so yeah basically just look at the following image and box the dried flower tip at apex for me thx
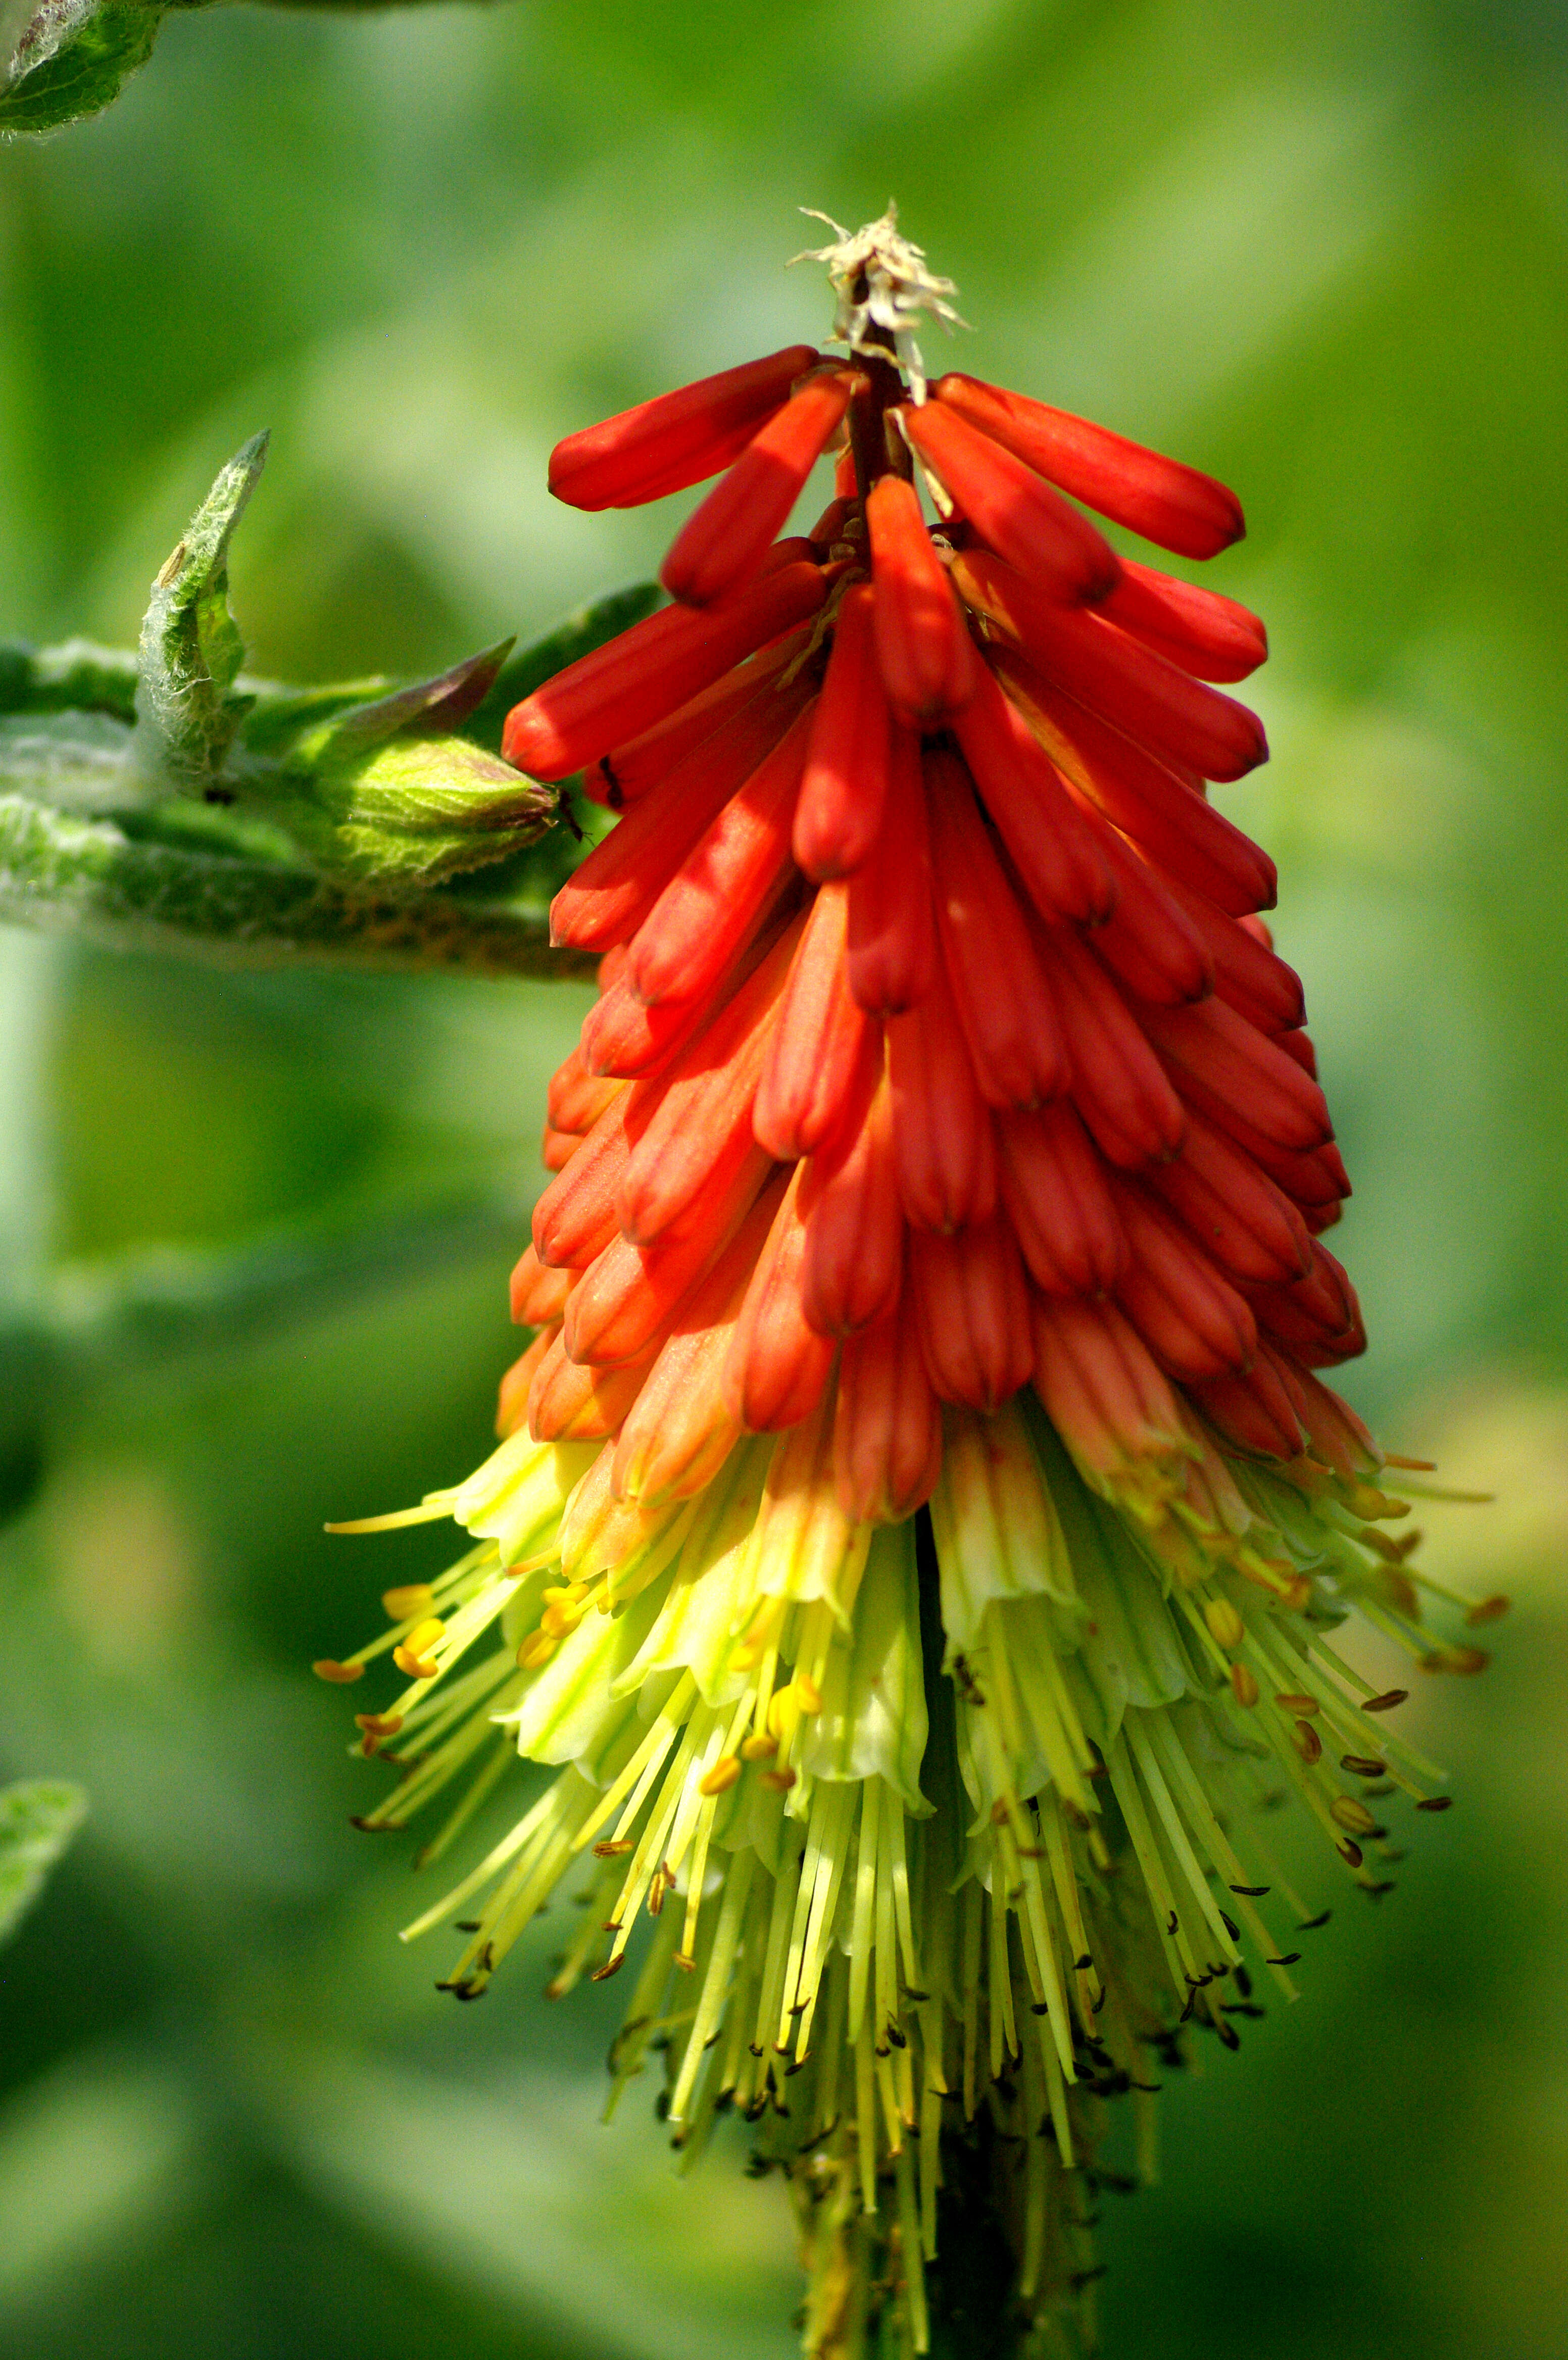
[793,202,966,400]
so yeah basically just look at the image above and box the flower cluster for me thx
[317,214,1499,2357]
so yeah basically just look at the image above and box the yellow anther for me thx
[354,1712,404,1737]
[393,1644,440,1681]
[759,1766,798,1793]
[767,1685,803,1742]
[403,1616,446,1655]
[540,1603,582,1640]
[1278,1575,1312,1613]
[740,1732,778,1762]
[381,1584,436,1624]
[1290,1719,1322,1764]
[1230,1663,1259,1709]
[793,1671,822,1714]
[1204,1598,1245,1652]
[518,1630,559,1670]
[1330,1794,1378,1837]
[541,1583,589,1611]
[697,1755,743,1797]
[312,1658,364,1685]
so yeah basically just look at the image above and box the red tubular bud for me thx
[721,1165,838,1432]
[801,1069,904,1338]
[1137,996,1334,1155]
[955,550,1266,783]
[610,1181,787,1506]
[625,706,812,1008]
[510,1244,572,1328]
[1190,1357,1305,1460]
[532,1092,634,1269]
[1110,1180,1258,1383]
[565,1144,775,1368]
[549,345,819,512]
[909,1215,1035,1411]
[1145,1106,1313,1287]
[995,1102,1126,1298]
[1273,1027,1317,1075]
[754,880,880,1161]
[1033,923,1186,1169]
[793,586,892,881]
[1156,871,1305,1033]
[991,646,1275,917]
[581,895,797,1081]
[551,682,812,949]
[527,1329,660,1444]
[1028,1293,1183,1473]
[845,723,937,1015]
[615,923,799,1248]
[1282,1354,1381,1478]
[1100,561,1266,682]
[931,373,1245,560]
[503,562,828,780]
[1078,822,1215,1008]
[926,752,1069,1110]
[888,958,998,1233]
[540,1126,579,1172]
[497,1329,556,1437]
[950,660,1116,926]
[900,400,1120,604]
[1247,1242,1364,1363]
[865,474,977,725]
[547,1049,623,1139]
[594,625,814,808]
[662,371,855,606]
[833,1284,944,1525]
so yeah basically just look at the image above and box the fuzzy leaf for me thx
[134,432,268,795]
[0,1779,87,1944]
[1,1,163,134]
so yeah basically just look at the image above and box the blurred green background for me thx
[3,1,1567,2353]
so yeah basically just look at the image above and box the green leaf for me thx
[0,638,140,724]
[0,1780,86,1945]
[133,431,269,796]
[0,1,164,135]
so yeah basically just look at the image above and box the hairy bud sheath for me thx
[321,209,1498,2358]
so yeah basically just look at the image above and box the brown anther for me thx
[1419,1645,1489,1676]
[354,1712,404,1737]
[1362,1688,1408,1712]
[1416,1796,1453,1813]
[672,1952,698,1973]
[1340,1755,1386,1778]
[1274,1692,1318,1717]
[593,1838,635,1857]
[760,1767,798,1792]
[1464,1594,1510,1627]
[590,1955,625,1982]
[1337,1838,1364,1868]
[1230,1663,1260,1708]
[1290,1720,1322,1764]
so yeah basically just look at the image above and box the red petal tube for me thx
[909,1215,1035,1411]
[992,647,1275,917]
[950,659,1117,926]
[1100,560,1267,683]
[995,1102,1126,1298]
[1137,995,1334,1155]
[565,1144,775,1368]
[801,1068,904,1338]
[1034,922,1186,1169]
[793,585,891,881]
[1145,1106,1312,1287]
[832,1283,943,1523]
[616,923,799,1247]
[549,345,818,512]
[926,753,1069,1110]
[721,1165,838,1432]
[888,958,998,1233]
[845,723,938,1015]
[1283,1354,1380,1478]
[1110,1181,1258,1383]
[593,625,813,808]
[532,1092,634,1269]
[1156,870,1305,1034]
[626,706,812,1007]
[754,880,880,1161]
[509,1244,572,1328]
[551,684,812,950]
[1077,818,1215,1008]
[496,1329,556,1438]
[930,373,1244,560]
[1189,1358,1305,1460]
[541,1125,579,1173]
[527,1330,660,1444]
[900,400,1120,604]
[610,1181,787,1505]
[661,371,855,607]
[865,473,977,725]
[503,562,827,780]
[955,551,1267,783]
[547,1049,623,1139]
[1028,1293,1182,1471]
[581,891,798,1081]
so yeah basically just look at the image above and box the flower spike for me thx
[320,207,1499,2358]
